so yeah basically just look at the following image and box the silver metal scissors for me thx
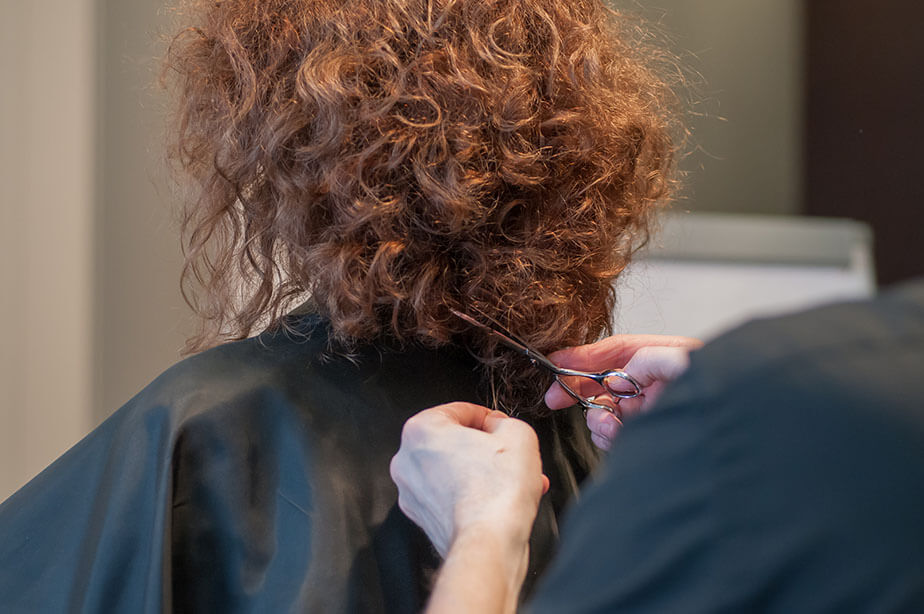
[451,308,642,420]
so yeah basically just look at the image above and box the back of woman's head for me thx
[166,0,678,412]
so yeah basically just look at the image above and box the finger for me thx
[541,474,550,494]
[548,334,702,372]
[611,381,669,417]
[612,394,644,417]
[619,346,691,390]
[389,453,403,486]
[428,402,495,429]
[590,431,612,451]
[585,408,621,442]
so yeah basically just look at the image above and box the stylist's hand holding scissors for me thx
[546,335,703,450]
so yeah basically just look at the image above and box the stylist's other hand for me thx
[390,402,548,558]
[545,334,703,450]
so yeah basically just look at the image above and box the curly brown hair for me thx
[165,0,678,412]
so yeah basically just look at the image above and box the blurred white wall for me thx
[616,214,875,340]
[0,1,96,498]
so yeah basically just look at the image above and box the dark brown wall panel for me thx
[805,0,924,286]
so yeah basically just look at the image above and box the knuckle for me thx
[511,420,539,445]
[401,414,427,441]
[396,493,411,518]
[388,455,402,482]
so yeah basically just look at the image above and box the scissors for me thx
[450,308,642,420]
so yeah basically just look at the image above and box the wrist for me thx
[428,523,530,614]
[454,490,540,550]
[453,519,531,564]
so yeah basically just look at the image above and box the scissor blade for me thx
[451,309,531,355]
[451,308,563,375]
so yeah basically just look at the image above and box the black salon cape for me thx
[0,313,594,613]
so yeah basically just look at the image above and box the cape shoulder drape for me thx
[0,313,594,613]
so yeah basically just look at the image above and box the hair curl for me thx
[165,0,679,412]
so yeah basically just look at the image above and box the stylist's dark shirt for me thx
[0,313,595,613]
[530,281,924,613]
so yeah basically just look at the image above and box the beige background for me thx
[0,0,805,500]
[1,0,96,498]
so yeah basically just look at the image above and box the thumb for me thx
[432,402,495,429]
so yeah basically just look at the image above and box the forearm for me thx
[426,526,529,614]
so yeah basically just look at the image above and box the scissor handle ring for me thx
[552,367,642,399]
[599,369,642,399]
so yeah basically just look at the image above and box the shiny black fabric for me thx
[529,281,924,613]
[0,313,595,613]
